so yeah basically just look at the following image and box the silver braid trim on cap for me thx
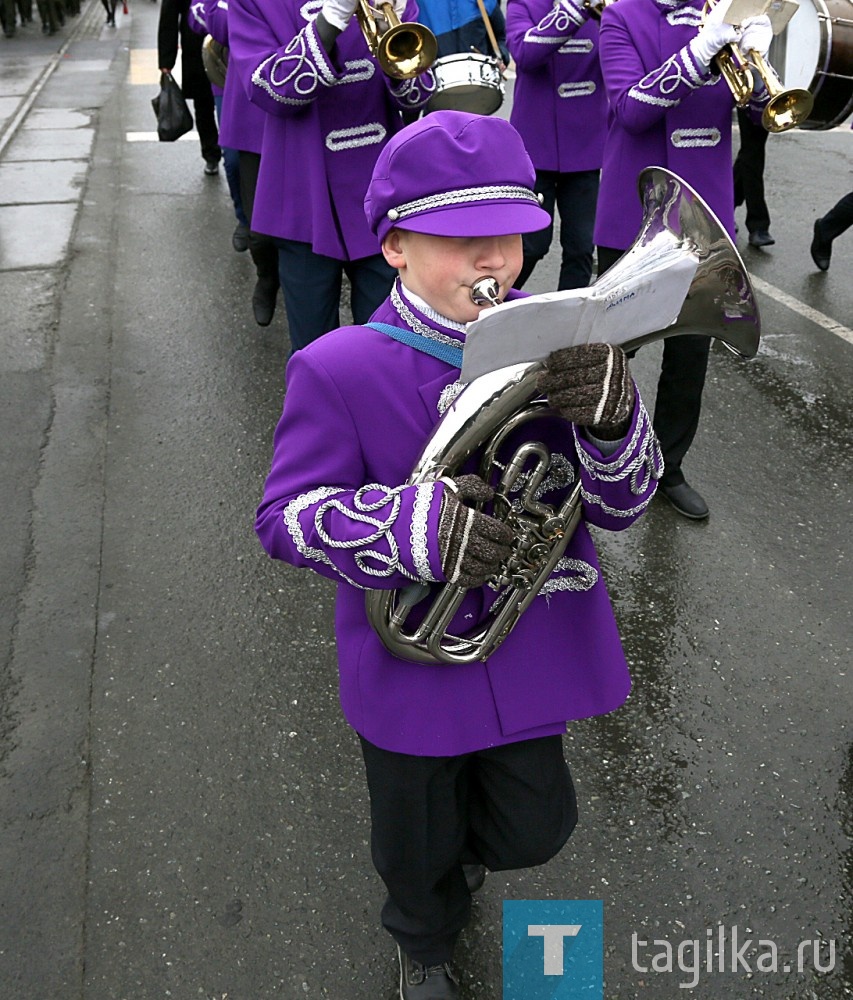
[387,184,540,223]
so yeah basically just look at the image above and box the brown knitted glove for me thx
[438,475,514,588]
[539,343,635,439]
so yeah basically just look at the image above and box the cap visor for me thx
[394,201,551,238]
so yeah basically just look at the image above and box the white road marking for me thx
[750,275,853,346]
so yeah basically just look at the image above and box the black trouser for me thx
[35,0,61,31]
[515,168,599,291]
[360,734,578,966]
[598,245,710,488]
[236,150,280,292]
[818,190,853,241]
[733,107,770,234]
[272,240,395,353]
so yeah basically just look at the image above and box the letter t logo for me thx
[527,924,582,975]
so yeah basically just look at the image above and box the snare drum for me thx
[769,0,853,129]
[426,53,505,116]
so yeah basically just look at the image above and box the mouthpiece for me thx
[470,277,502,308]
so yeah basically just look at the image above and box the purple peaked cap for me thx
[365,110,550,244]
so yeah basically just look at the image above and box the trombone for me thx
[703,0,813,131]
[356,0,438,79]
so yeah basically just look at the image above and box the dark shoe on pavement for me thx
[748,229,775,247]
[252,279,278,327]
[232,222,249,253]
[660,482,709,520]
[810,218,832,271]
[398,946,459,999]
[203,158,220,176]
[463,863,486,894]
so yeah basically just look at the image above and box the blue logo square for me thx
[503,899,603,1000]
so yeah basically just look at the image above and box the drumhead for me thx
[771,0,821,91]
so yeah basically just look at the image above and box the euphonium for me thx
[356,0,437,79]
[364,166,761,665]
[702,0,813,131]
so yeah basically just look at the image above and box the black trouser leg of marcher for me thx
[275,241,394,353]
[819,191,853,240]
[359,735,578,967]
[2,0,15,34]
[35,0,58,32]
[597,245,709,488]
[238,151,279,281]
[516,169,598,291]
[733,107,770,235]
[652,335,711,488]
[238,150,280,325]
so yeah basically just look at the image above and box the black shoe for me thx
[232,222,249,253]
[748,229,775,247]
[659,482,709,520]
[252,279,278,327]
[203,158,220,176]
[463,863,486,894]
[810,218,832,271]
[398,946,459,999]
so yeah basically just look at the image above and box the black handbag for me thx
[151,70,194,142]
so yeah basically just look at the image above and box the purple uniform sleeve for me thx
[574,389,662,529]
[255,351,448,590]
[507,0,591,70]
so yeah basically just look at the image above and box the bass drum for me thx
[770,0,853,129]
[426,53,505,116]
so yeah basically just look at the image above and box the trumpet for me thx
[702,0,813,131]
[356,0,438,79]
[365,167,761,665]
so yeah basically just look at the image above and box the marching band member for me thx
[228,0,436,354]
[507,0,607,289]
[256,110,661,998]
[595,0,772,519]
[189,0,282,327]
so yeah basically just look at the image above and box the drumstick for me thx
[475,0,505,66]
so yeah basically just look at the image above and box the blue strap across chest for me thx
[365,321,463,369]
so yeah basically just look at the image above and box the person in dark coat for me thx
[158,0,221,173]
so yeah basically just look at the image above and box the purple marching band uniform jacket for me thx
[255,280,663,757]
[226,0,436,258]
[506,0,606,172]
[594,0,770,250]
[188,0,267,155]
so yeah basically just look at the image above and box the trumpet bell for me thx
[749,51,815,132]
[763,86,815,131]
[357,0,438,79]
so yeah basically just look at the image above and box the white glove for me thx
[321,0,359,31]
[738,14,772,58]
[690,1,741,71]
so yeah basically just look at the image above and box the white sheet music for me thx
[724,0,798,31]
[460,255,698,383]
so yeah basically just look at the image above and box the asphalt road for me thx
[0,3,851,998]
